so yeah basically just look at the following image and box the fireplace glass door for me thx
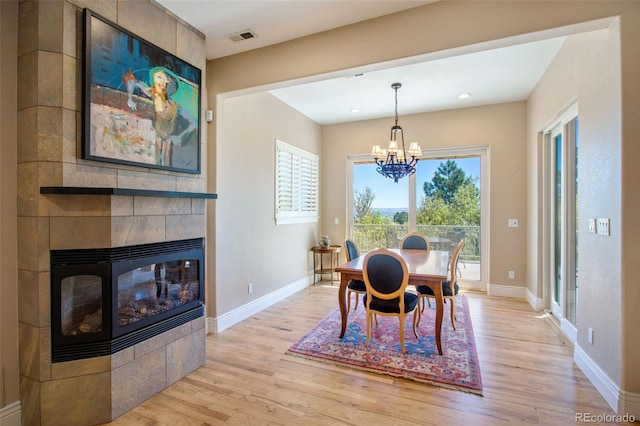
[116,259,200,330]
[51,262,110,347]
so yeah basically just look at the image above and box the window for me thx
[348,146,488,290]
[275,139,319,225]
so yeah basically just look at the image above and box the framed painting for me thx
[82,9,201,174]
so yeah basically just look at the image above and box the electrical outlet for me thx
[248,283,253,294]
[597,218,610,236]
[508,218,518,228]
[588,327,594,344]
[508,271,515,279]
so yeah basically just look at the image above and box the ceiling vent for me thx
[226,30,258,43]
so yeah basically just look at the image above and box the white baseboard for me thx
[207,275,312,333]
[574,344,640,418]
[560,318,577,344]
[525,287,544,311]
[0,401,21,426]
[486,283,527,299]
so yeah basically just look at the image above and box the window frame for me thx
[274,139,319,225]
[542,102,578,341]
[347,145,489,290]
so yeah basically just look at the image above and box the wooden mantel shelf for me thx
[40,186,218,199]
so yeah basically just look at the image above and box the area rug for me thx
[286,295,482,395]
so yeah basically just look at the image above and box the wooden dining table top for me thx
[336,248,450,280]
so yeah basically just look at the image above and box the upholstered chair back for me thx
[345,239,360,261]
[400,233,430,251]
[364,250,407,297]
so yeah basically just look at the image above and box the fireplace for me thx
[50,238,204,362]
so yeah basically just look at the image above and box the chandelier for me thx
[371,83,422,183]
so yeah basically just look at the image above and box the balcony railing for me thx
[353,223,481,280]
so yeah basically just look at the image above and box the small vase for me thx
[319,235,331,247]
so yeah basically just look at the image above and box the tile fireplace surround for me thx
[19,188,211,424]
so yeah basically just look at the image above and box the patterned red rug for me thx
[286,295,482,395]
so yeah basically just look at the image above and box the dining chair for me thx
[362,247,419,354]
[344,239,366,313]
[415,239,466,330]
[399,232,430,311]
[400,232,430,251]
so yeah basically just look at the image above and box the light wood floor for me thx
[105,283,620,426]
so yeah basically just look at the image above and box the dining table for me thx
[335,249,450,355]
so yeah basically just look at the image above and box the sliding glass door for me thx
[545,104,579,334]
[349,147,487,289]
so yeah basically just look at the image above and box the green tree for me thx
[450,181,480,225]
[358,209,389,225]
[418,160,480,226]
[423,160,476,205]
[354,187,375,223]
[393,211,408,224]
[417,196,449,225]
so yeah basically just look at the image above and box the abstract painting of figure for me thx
[83,9,201,173]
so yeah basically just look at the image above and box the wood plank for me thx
[104,284,620,425]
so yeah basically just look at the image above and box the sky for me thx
[353,157,481,209]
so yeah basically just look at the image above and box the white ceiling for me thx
[155,0,566,125]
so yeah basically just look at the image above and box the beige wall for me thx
[215,92,321,316]
[528,26,623,381]
[321,102,527,288]
[1,0,20,413]
[209,1,632,95]
[208,0,640,412]
[618,3,640,396]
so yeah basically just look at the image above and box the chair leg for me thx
[354,292,359,311]
[347,290,352,313]
[420,296,432,313]
[412,310,419,339]
[365,312,372,348]
[399,314,405,354]
[450,296,457,330]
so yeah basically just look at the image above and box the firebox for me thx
[50,238,204,362]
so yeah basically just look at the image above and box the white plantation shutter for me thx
[275,139,319,224]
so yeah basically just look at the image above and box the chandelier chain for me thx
[394,85,399,127]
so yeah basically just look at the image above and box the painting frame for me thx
[82,8,202,174]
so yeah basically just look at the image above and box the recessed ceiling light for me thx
[458,93,471,99]
[351,108,360,113]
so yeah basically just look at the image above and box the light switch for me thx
[334,217,339,225]
[588,218,597,233]
[597,218,610,236]
[508,219,518,228]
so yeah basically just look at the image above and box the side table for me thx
[311,245,341,284]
